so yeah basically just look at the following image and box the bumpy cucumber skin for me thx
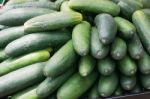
[140,74,150,89]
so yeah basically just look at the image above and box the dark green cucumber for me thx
[98,73,118,97]
[44,40,78,77]
[98,57,116,76]
[140,74,150,89]
[69,0,120,16]
[72,21,91,56]
[133,10,150,54]
[113,86,123,96]
[5,31,70,57]
[91,27,109,59]
[111,37,127,60]
[94,13,117,45]
[11,84,39,99]
[37,67,75,98]
[114,17,136,39]
[0,26,24,48]
[130,83,142,94]
[57,71,98,99]
[88,83,99,99]
[0,49,9,62]
[6,0,38,5]
[118,55,137,76]
[127,33,144,60]
[120,75,137,90]
[118,0,143,19]
[79,55,96,76]
[138,51,150,74]
[0,62,46,97]
[24,11,82,33]
[0,50,50,76]
[0,8,56,26]
[60,1,74,12]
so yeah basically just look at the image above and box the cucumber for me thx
[111,37,127,60]
[88,83,99,99]
[114,17,136,39]
[11,84,40,99]
[55,0,69,10]
[69,0,120,16]
[142,9,150,17]
[118,55,137,76]
[57,71,98,99]
[130,83,142,94]
[127,33,144,60]
[0,26,24,48]
[0,49,9,62]
[72,21,91,56]
[141,0,150,8]
[79,55,96,76]
[112,0,121,3]
[6,0,39,5]
[138,51,150,74]
[60,1,74,12]
[120,75,137,90]
[0,25,9,30]
[44,40,78,77]
[37,67,75,98]
[133,10,150,54]
[24,11,82,33]
[91,27,109,59]
[0,62,45,97]
[98,73,118,97]
[113,86,123,96]
[0,50,50,76]
[0,8,56,26]
[98,57,116,76]
[94,13,117,45]
[140,74,150,89]
[5,31,70,57]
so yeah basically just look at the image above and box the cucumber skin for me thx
[0,62,46,97]
[140,74,150,89]
[88,83,99,99]
[72,21,91,56]
[0,50,50,76]
[6,0,39,5]
[44,40,78,77]
[24,11,82,33]
[60,1,74,12]
[91,27,109,59]
[5,31,70,57]
[0,49,9,62]
[113,86,123,96]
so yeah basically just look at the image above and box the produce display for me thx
[0,0,150,99]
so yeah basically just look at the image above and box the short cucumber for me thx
[69,0,120,16]
[140,74,150,89]
[37,67,75,98]
[98,73,118,97]
[0,26,24,48]
[24,11,82,33]
[98,57,116,76]
[111,37,127,60]
[72,21,91,56]
[5,31,70,57]
[0,49,9,62]
[91,27,109,59]
[0,62,46,97]
[79,55,96,76]
[44,40,78,77]
[118,55,137,76]
[88,83,99,99]
[57,71,98,99]
[113,86,124,96]
[114,17,136,39]
[0,50,50,76]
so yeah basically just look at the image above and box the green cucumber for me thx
[98,57,116,76]
[133,10,150,54]
[120,75,137,90]
[0,26,24,48]
[138,51,150,74]
[88,83,99,99]
[0,50,50,76]
[94,13,117,45]
[98,73,118,97]
[37,67,75,98]
[72,21,91,56]
[55,0,69,10]
[118,55,137,76]
[5,31,70,57]
[114,17,136,39]
[0,8,56,26]
[60,1,74,12]
[79,55,96,76]
[0,49,9,62]
[24,11,82,33]
[127,33,144,60]
[69,0,120,16]
[113,86,123,96]
[44,40,78,77]
[0,62,45,97]
[6,0,39,5]
[140,74,150,89]
[111,37,127,60]
[57,71,98,99]
[130,83,142,94]
[91,27,109,59]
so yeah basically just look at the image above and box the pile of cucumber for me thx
[0,0,150,99]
